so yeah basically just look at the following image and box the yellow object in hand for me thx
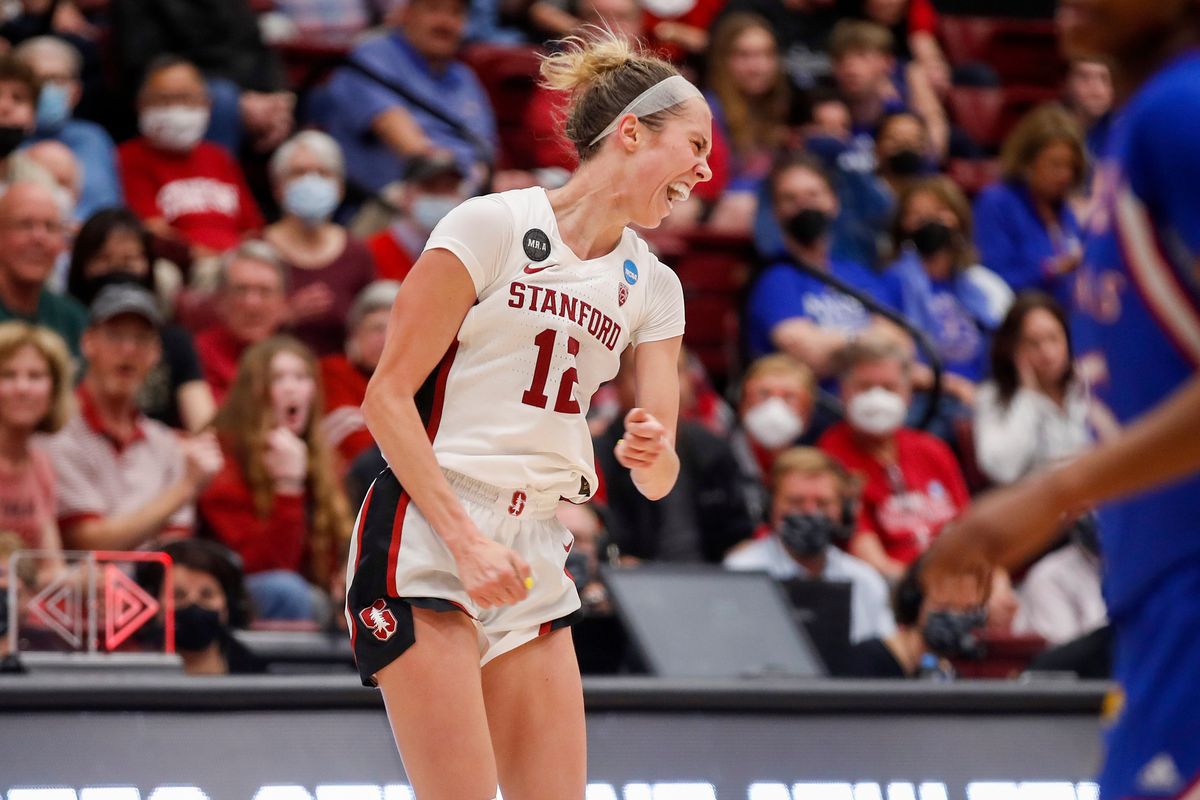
[524,576,535,590]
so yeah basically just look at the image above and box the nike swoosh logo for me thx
[523,262,558,275]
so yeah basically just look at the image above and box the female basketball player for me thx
[345,31,712,800]
[926,2,1200,797]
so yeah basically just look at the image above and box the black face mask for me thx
[784,208,831,247]
[0,125,26,158]
[885,148,926,177]
[174,603,225,651]
[908,220,954,258]
[922,608,986,660]
[777,513,845,558]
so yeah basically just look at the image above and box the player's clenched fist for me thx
[615,407,669,470]
[451,534,533,609]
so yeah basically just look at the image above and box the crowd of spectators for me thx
[0,0,1116,678]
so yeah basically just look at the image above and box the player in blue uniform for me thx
[926,2,1200,798]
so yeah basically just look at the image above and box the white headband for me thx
[588,74,705,147]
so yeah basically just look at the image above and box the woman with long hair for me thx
[704,12,791,231]
[348,29,709,798]
[972,103,1086,307]
[199,335,352,621]
[889,175,1013,407]
[0,322,72,569]
[973,291,1115,486]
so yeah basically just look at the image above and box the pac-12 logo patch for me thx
[523,228,551,261]
[618,283,629,306]
[360,599,398,641]
[623,259,639,285]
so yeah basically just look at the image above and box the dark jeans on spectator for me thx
[246,569,315,621]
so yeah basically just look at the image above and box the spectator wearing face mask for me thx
[364,153,467,283]
[819,336,969,580]
[263,131,377,357]
[147,538,263,675]
[725,447,895,645]
[745,153,908,377]
[842,554,985,678]
[888,176,1013,412]
[118,56,264,259]
[15,36,123,221]
[789,92,894,268]
[730,354,817,525]
[320,280,400,471]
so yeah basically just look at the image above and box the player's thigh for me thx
[480,628,586,800]
[375,607,498,800]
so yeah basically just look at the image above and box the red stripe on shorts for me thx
[538,621,553,636]
[386,490,412,598]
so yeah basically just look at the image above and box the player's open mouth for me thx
[666,182,691,205]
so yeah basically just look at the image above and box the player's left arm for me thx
[616,336,682,501]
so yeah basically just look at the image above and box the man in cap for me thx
[365,153,467,281]
[44,283,224,551]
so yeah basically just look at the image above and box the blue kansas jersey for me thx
[1074,50,1200,800]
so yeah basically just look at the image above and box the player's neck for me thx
[1114,29,1200,101]
[546,164,632,261]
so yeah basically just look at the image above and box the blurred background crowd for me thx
[0,0,1115,680]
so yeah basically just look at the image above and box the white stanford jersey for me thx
[416,187,684,500]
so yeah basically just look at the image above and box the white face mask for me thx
[411,195,459,233]
[139,105,209,152]
[846,387,907,437]
[743,396,805,449]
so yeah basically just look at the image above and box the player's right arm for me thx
[362,249,531,608]
[924,372,1200,599]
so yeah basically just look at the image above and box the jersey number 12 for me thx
[522,328,580,414]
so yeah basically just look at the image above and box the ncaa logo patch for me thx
[523,228,551,261]
[360,598,398,641]
[618,283,628,306]
[623,259,639,285]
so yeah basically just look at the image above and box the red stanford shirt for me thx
[819,421,969,565]
[118,138,264,252]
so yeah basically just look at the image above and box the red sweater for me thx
[319,354,373,468]
[198,443,308,575]
[194,323,246,405]
[118,137,264,252]
[819,422,969,565]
